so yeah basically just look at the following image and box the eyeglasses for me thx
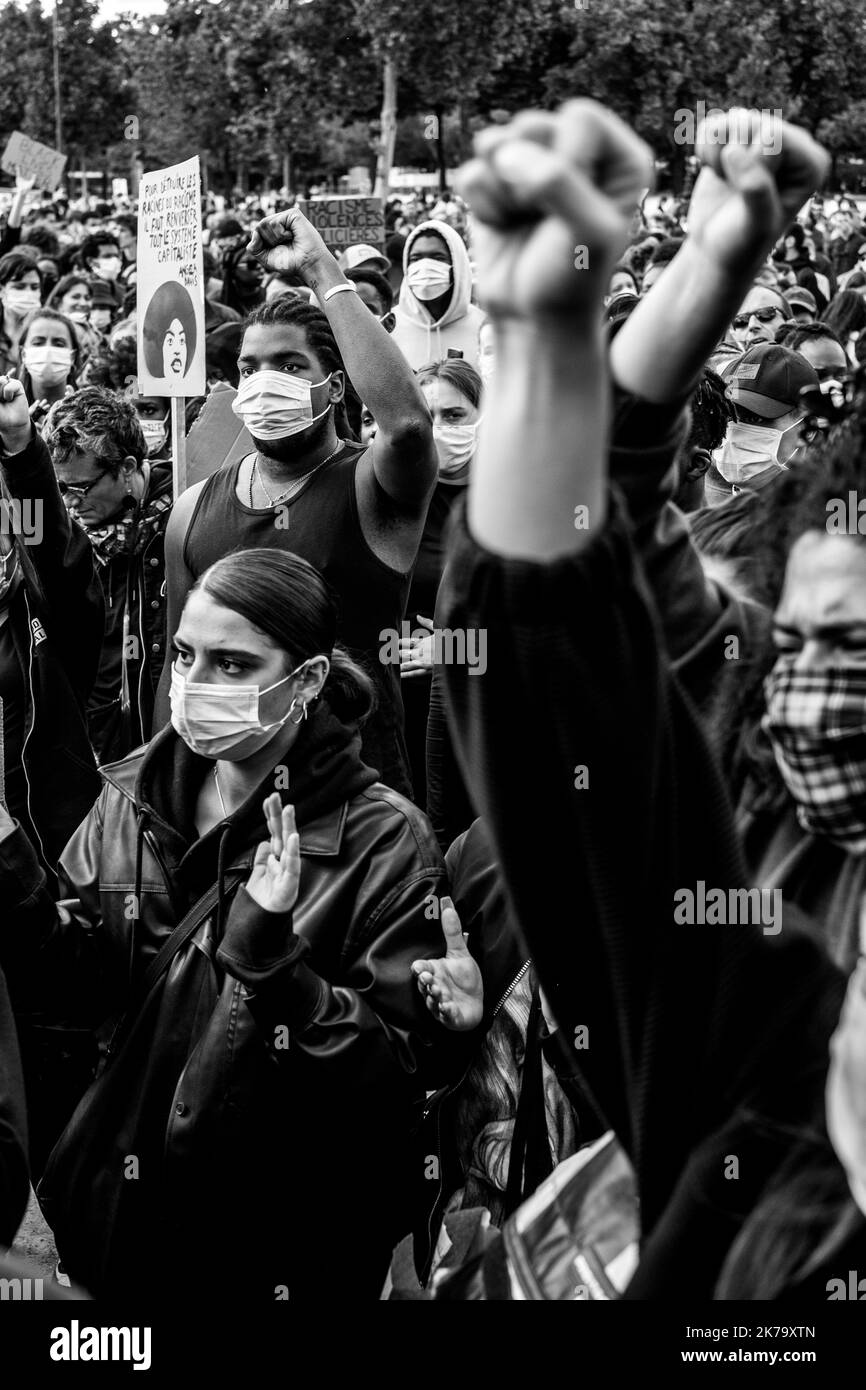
[732,306,782,330]
[57,473,108,499]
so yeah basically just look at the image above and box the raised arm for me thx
[247,208,437,509]
[457,102,652,559]
[439,104,843,1235]
[611,110,830,404]
[0,173,33,259]
[0,379,103,702]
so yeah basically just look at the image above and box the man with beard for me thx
[155,206,437,798]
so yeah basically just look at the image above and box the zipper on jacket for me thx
[20,592,49,871]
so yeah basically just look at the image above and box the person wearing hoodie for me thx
[0,545,463,1302]
[392,221,485,370]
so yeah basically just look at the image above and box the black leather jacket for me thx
[0,429,102,877]
[0,717,458,1300]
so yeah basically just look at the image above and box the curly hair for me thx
[43,385,146,474]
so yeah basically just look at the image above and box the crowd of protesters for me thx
[2,101,866,1307]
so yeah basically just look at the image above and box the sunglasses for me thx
[732,306,782,330]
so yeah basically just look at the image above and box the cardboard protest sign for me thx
[1,132,67,192]
[185,384,252,489]
[136,155,206,399]
[299,196,385,255]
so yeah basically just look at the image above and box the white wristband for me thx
[322,281,358,302]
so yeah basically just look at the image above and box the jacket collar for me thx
[103,721,358,862]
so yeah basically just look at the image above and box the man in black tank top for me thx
[155,208,438,797]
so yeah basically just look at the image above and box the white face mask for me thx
[717,420,787,484]
[21,344,74,386]
[170,661,308,760]
[140,418,168,456]
[433,419,480,475]
[406,257,452,302]
[231,371,332,441]
[92,257,122,282]
[3,287,41,318]
[66,307,91,325]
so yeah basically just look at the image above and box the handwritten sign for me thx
[136,155,205,399]
[299,196,385,254]
[1,132,67,192]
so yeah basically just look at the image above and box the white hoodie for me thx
[392,220,485,370]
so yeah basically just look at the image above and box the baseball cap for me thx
[337,243,390,275]
[784,287,817,315]
[725,343,819,419]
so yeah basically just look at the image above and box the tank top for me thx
[184,442,412,797]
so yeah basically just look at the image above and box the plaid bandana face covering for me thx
[762,663,866,853]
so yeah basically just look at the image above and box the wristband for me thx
[322,281,358,302]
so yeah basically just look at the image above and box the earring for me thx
[288,697,308,726]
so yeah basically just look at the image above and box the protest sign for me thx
[299,196,385,254]
[137,156,206,495]
[1,132,67,191]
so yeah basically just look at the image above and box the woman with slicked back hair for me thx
[0,542,460,1302]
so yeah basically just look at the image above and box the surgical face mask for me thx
[21,344,74,386]
[231,370,331,442]
[717,420,786,485]
[2,287,41,318]
[762,662,866,853]
[433,419,479,475]
[406,258,452,302]
[66,307,91,325]
[92,256,122,282]
[140,418,168,456]
[170,661,309,760]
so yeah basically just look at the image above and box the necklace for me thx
[213,764,228,819]
[249,442,343,509]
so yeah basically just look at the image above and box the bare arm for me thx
[248,209,437,511]
[611,112,830,404]
[456,102,652,559]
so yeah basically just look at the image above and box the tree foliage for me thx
[0,0,865,195]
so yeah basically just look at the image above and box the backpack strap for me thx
[106,871,245,1058]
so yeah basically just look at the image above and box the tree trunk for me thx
[282,149,292,195]
[374,53,398,200]
[434,103,447,192]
